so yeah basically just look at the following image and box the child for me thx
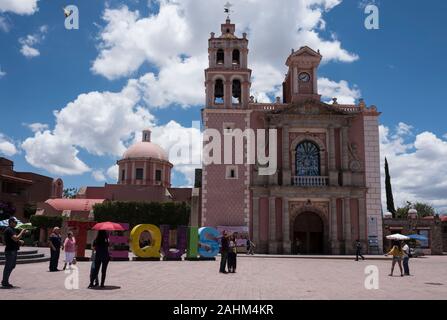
[89,247,99,287]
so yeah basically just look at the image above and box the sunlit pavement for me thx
[1,247,446,300]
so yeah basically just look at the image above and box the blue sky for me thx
[0,0,446,211]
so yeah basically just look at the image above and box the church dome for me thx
[122,129,168,161]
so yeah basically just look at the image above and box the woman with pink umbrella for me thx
[88,222,124,289]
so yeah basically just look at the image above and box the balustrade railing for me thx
[292,176,329,187]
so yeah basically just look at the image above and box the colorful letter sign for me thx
[198,227,220,258]
[186,226,199,259]
[160,225,187,260]
[129,224,162,259]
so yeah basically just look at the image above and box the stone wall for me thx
[383,217,443,255]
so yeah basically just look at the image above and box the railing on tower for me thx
[292,176,329,187]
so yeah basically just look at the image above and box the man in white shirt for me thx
[402,241,410,276]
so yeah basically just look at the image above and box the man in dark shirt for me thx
[355,239,365,261]
[219,231,229,273]
[48,227,62,272]
[2,218,28,288]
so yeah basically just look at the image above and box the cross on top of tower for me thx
[224,2,233,20]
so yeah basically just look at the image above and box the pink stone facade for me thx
[201,19,383,254]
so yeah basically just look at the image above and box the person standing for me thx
[2,218,28,288]
[48,227,62,272]
[219,231,229,274]
[355,239,365,261]
[89,230,110,288]
[385,241,404,277]
[227,235,237,273]
[402,241,411,276]
[62,231,76,270]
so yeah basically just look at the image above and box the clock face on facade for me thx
[298,72,311,83]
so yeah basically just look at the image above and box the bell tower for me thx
[283,46,322,103]
[205,18,251,108]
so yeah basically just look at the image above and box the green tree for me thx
[396,201,436,218]
[63,187,78,199]
[30,215,63,228]
[23,203,37,219]
[384,157,396,218]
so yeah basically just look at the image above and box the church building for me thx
[199,18,383,255]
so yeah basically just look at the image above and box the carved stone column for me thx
[282,198,291,254]
[224,80,232,108]
[358,197,366,242]
[328,126,338,186]
[343,198,352,254]
[282,125,291,186]
[341,126,351,185]
[241,81,250,107]
[268,197,278,253]
[252,197,260,245]
[330,198,339,254]
[268,125,278,185]
[205,80,213,107]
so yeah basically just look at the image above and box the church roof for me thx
[122,129,169,161]
[44,198,105,212]
[123,141,168,161]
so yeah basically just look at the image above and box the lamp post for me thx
[408,208,418,235]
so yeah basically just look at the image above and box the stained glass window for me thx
[295,141,321,176]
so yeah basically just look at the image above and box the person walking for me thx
[402,240,411,276]
[48,227,62,272]
[62,231,76,270]
[227,235,237,273]
[385,241,404,277]
[2,218,28,288]
[88,230,110,288]
[355,239,365,261]
[219,231,229,274]
[248,239,255,255]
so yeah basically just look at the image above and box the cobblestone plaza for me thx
[1,250,446,300]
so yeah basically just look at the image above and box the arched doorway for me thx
[293,212,324,254]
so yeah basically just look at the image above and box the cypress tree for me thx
[385,157,396,218]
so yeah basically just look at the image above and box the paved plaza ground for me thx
[1,248,446,300]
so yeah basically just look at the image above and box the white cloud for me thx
[137,55,207,108]
[380,123,447,213]
[107,164,119,182]
[151,120,202,185]
[0,16,10,32]
[318,77,361,104]
[21,130,90,176]
[0,133,17,156]
[395,122,413,136]
[19,25,47,58]
[91,0,358,106]
[53,82,154,157]
[20,44,39,58]
[27,122,49,133]
[0,65,5,78]
[358,0,379,9]
[22,80,154,176]
[92,170,107,182]
[0,0,39,15]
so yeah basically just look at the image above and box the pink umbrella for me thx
[92,222,125,231]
